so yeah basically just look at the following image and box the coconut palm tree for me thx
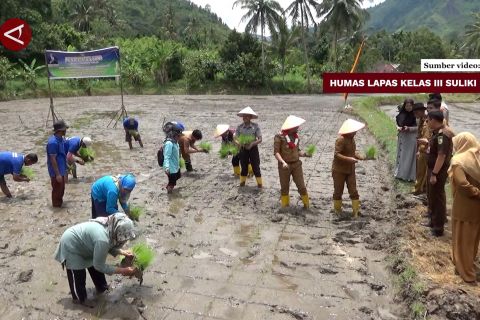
[272,18,300,85]
[285,0,320,92]
[463,13,480,56]
[233,0,283,75]
[317,0,368,71]
[70,0,94,32]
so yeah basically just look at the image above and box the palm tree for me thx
[317,0,368,71]
[233,0,283,75]
[463,13,480,56]
[272,18,300,85]
[285,0,320,92]
[70,0,94,32]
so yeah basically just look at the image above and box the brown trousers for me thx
[332,170,359,200]
[278,160,307,196]
[427,168,448,232]
[452,219,480,282]
[414,152,428,194]
[51,176,66,207]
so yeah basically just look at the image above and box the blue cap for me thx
[120,174,136,190]
[173,121,185,131]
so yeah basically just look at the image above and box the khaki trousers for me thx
[278,160,307,196]
[332,170,359,200]
[414,152,428,194]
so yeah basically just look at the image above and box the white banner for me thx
[421,59,480,72]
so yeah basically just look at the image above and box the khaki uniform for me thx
[414,117,431,194]
[274,134,307,196]
[426,126,454,233]
[450,165,480,282]
[332,136,363,200]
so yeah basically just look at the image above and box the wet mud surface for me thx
[1,95,400,319]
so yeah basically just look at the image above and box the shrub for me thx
[0,57,16,90]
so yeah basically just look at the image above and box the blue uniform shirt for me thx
[91,176,128,215]
[0,152,24,176]
[123,118,139,130]
[66,136,82,154]
[47,135,67,177]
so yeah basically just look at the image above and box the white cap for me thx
[82,137,93,147]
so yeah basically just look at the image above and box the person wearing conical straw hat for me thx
[235,106,263,187]
[332,119,366,217]
[215,124,241,176]
[274,115,311,209]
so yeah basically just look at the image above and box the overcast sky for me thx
[190,0,385,33]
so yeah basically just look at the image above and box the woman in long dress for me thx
[395,99,417,181]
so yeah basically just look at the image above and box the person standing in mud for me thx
[47,120,69,208]
[163,123,182,193]
[332,119,366,217]
[448,132,480,284]
[394,99,417,182]
[429,93,449,126]
[235,106,263,188]
[413,103,430,195]
[0,152,38,198]
[178,129,208,172]
[65,136,93,179]
[215,124,241,176]
[90,174,136,219]
[54,213,138,306]
[274,115,311,209]
[420,111,454,237]
[449,133,480,283]
[123,116,144,150]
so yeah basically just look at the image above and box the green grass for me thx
[198,141,212,153]
[79,147,95,162]
[20,167,35,179]
[131,243,155,271]
[305,144,316,157]
[219,143,239,159]
[129,206,144,221]
[237,134,255,146]
[365,145,377,160]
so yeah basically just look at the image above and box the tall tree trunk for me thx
[282,57,285,86]
[333,30,338,72]
[301,7,312,93]
[261,14,265,81]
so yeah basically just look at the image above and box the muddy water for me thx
[1,95,399,319]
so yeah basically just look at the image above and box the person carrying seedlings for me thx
[123,116,143,149]
[413,102,430,195]
[448,132,480,284]
[418,111,454,237]
[54,212,138,306]
[0,152,38,198]
[178,129,208,172]
[163,123,182,193]
[47,120,69,208]
[90,173,136,219]
[235,106,263,188]
[274,115,311,209]
[215,124,240,176]
[65,136,93,179]
[332,119,366,217]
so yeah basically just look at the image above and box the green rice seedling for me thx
[132,243,155,271]
[199,141,212,153]
[305,144,316,157]
[129,130,139,138]
[20,167,35,179]
[365,146,377,160]
[219,143,239,158]
[237,134,255,146]
[179,158,185,169]
[79,147,95,162]
[129,206,144,221]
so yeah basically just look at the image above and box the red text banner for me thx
[322,73,480,93]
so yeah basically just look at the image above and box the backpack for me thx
[157,138,175,167]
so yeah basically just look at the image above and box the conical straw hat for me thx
[281,115,306,131]
[338,119,365,135]
[237,106,258,119]
[214,124,230,137]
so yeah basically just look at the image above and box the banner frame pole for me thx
[44,51,58,128]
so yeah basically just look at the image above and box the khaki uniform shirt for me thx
[274,134,300,163]
[417,118,431,154]
[427,126,454,170]
[450,165,480,223]
[332,136,362,174]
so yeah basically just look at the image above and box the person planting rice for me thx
[123,116,143,150]
[235,106,263,188]
[47,120,69,208]
[215,124,241,176]
[54,213,138,307]
[0,152,38,198]
[65,136,93,179]
[332,119,366,217]
[274,115,311,209]
[90,173,136,219]
[178,129,208,172]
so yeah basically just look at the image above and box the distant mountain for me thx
[365,0,480,38]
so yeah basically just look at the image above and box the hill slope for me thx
[366,0,480,38]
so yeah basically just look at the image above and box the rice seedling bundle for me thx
[79,147,95,162]
[199,142,212,153]
[131,243,155,271]
[365,146,377,160]
[20,167,35,179]
[305,145,316,157]
[219,143,239,159]
[179,158,185,168]
[129,130,139,138]
[237,134,255,146]
[129,206,144,221]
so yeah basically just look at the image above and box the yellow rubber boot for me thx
[240,176,247,186]
[352,200,360,217]
[281,195,290,207]
[334,200,342,214]
[248,164,254,177]
[233,166,240,176]
[301,194,310,209]
[256,177,263,188]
